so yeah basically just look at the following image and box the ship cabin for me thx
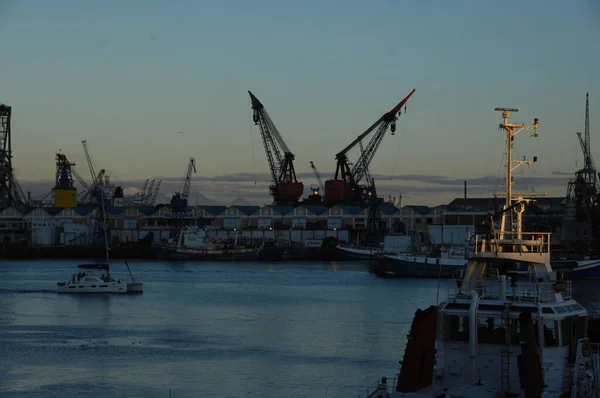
[436,230,590,394]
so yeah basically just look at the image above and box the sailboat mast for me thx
[98,187,110,265]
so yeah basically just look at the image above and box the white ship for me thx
[363,108,599,397]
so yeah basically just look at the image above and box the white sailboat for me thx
[57,184,142,294]
[362,108,600,396]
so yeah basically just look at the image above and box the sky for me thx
[1,0,599,206]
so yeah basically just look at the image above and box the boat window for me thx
[569,304,584,311]
[445,303,470,310]
[543,320,559,347]
[542,307,554,314]
[91,285,97,288]
[511,306,537,313]
[555,306,567,313]
[477,317,504,343]
[443,315,469,342]
[478,304,505,311]
[100,285,108,288]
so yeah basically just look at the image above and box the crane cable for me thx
[248,101,257,188]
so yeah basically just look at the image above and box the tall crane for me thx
[81,140,111,244]
[171,157,196,208]
[249,90,303,205]
[53,153,78,208]
[324,89,416,204]
[0,104,27,210]
[309,161,324,193]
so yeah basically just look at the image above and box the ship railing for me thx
[448,278,572,303]
[572,338,600,397]
[472,231,550,255]
[357,375,397,398]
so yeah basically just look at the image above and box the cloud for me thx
[18,169,573,206]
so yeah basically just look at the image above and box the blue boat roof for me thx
[303,205,329,215]
[198,205,227,215]
[134,205,156,215]
[379,204,398,215]
[233,205,261,215]
[405,205,432,215]
[267,205,296,215]
[72,206,96,216]
[339,205,363,215]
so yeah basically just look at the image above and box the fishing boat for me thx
[153,225,260,260]
[363,108,600,396]
[372,246,468,278]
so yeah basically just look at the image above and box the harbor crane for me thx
[563,93,600,253]
[171,157,196,208]
[324,89,416,204]
[249,90,303,206]
[0,104,27,210]
[81,140,111,244]
[309,161,324,193]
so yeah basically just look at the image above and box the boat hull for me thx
[563,259,600,279]
[373,254,467,278]
[335,245,381,260]
[57,282,127,294]
[154,245,260,261]
[126,282,144,293]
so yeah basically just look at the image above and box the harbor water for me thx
[1,260,598,397]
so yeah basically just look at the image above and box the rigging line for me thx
[390,118,409,182]
[249,101,257,189]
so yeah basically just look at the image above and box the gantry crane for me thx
[53,153,78,208]
[249,91,303,206]
[324,89,416,204]
[171,157,196,208]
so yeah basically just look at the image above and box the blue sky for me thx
[1,0,599,205]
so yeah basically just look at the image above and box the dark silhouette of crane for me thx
[0,104,27,210]
[171,157,196,209]
[249,91,303,206]
[324,89,416,205]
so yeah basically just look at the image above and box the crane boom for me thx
[180,157,196,200]
[325,89,415,204]
[249,90,303,205]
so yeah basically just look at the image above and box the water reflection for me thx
[0,299,16,325]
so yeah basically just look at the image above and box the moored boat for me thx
[372,246,468,278]
[57,263,127,294]
[153,225,261,261]
[362,108,600,396]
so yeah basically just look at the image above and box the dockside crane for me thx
[53,153,78,208]
[81,140,111,244]
[309,161,324,193]
[171,157,196,208]
[567,93,600,226]
[324,89,416,205]
[249,90,303,206]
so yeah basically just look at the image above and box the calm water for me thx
[0,260,598,398]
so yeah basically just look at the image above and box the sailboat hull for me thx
[126,282,144,293]
[57,282,127,294]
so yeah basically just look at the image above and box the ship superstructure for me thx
[366,108,600,397]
